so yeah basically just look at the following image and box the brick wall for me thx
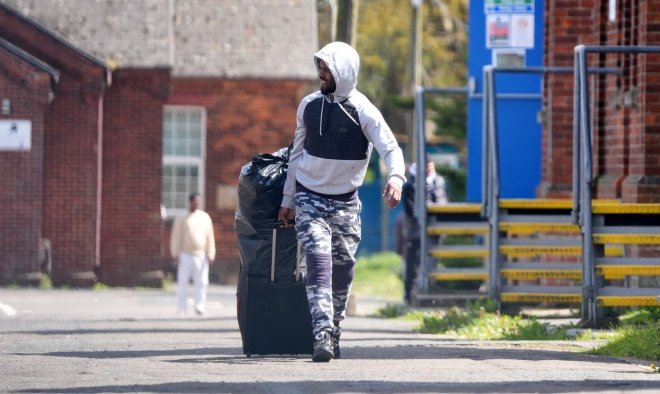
[1,0,110,286]
[539,0,597,198]
[621,0,660,203]
[541,0,660,203]
[42,79,104,286]
[0,47,51,285]
[98,68,171,286]
[167,78,314,284]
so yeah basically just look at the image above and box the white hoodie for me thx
[281,42,406,208]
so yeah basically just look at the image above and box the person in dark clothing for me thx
[401,168,421,304]
[400,158,447,303]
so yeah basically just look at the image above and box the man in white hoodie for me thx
[278,42,406,362]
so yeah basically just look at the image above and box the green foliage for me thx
[618,307,660,325]
[588,323,660,363]
[352,252,404,300]
[466,298,498,313]
[39,274,52,289]
[422,0,469,86]
[413,303,571,340]
[375,304,428,321]
[645,307,660,321]
[427,96,467,140]
[93,282,109,291]
[376,303,408,318]
[316,0,334,46]
[162,273,174,291]
[354,0,469,138]
[436,164,466,202]
[575,329,614,341]
[357,0,412,105]
[415,306,471,333]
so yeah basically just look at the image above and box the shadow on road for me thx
[16,343,626,365]
[14,379,660,393]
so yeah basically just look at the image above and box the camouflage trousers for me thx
[295,190,361,336]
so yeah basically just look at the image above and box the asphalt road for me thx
[1,285,658,394]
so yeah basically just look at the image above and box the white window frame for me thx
[162,105,206,219]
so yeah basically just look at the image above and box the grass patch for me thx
[618,307,660,325]
[587,322,660,363]
[352,252,403,300]
[93,282,109,291]
[162,273,174,291]
[39,274,52,289]
[374,303,425,320]
[413,301,571,340]
[353,253,659,364]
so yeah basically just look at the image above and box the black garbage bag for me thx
[235,146,290,236]
[235,146,298,282]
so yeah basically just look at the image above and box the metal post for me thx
[577,45,596,326]
[481,68,490,218]
[571,49,582,226]
[576,45,660,327]
[486,66,501,301]
[415,86,428,291]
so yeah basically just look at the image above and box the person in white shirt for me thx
[170,193,216,315]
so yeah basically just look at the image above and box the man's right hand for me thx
[277,207,295,228]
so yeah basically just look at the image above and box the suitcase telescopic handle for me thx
[271,228,277,282]
[271,228,302,283]
[294,242,302,281]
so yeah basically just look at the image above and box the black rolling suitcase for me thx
[236,228,313,356]
[235,146,313,356]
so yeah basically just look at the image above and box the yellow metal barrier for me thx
[499,245,624,258]
[499,199,619,210]
[429,271,489,281]
[499,222,580,235]
[596,265,660,278]
[593,234,660,245]
[500,269,581,280]
[597,296,660,307]
[427,203,482,213]
[430,249,488,258]
[427,226,489,236]
[592,203,660,214]
[500,293,582,303]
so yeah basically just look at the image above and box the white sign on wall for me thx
[511,14,534,48]
[0,120,31,151]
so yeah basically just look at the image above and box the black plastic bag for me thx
[235,146,300,282]
[235,146,291,236]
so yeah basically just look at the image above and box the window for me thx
[162,106,206,218]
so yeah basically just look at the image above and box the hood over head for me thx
[314,42,359,100]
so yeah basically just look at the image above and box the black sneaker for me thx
[331,326,342,359]
[312,330,334,362]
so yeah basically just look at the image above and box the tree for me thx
[316,0,469,153]
[352,1,468,140]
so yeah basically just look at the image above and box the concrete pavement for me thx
[0,285,659,393]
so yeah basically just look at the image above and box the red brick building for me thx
[0,1,316,286]
[0,36,57,285]
[540,0,660,203]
